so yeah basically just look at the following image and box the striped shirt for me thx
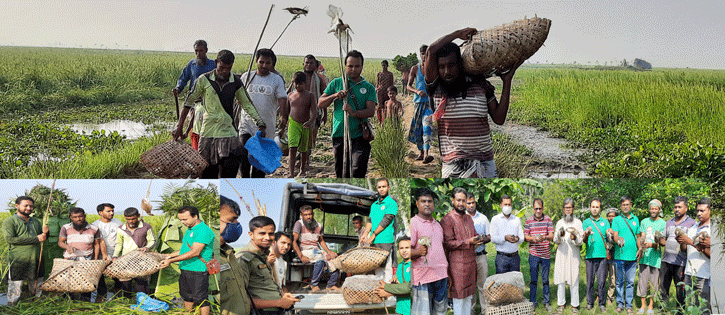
[524,215,554,259]
[431,80,497,163]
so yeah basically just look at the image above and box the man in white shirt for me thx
[269,231,292,292]
[92,203,122,301]
[238,48,288,178]
[552,198,584,314]
[678,197,711,314]
[465,191,490,312]
[489,195,524,274]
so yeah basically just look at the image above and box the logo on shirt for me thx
[190,232,194,238]
[601,222,605,226]
[247,84,273,96]
[381,205,385,210]
[360,87,367,94]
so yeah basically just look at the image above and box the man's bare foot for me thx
[310,286,321,293]
[415,152,424,160]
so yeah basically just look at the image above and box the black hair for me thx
[377,178,390,186]
[194,40,208,49]
[256,48,277,66]
[69,207,85,216]
[696,197,711,210]
[419,45,429,55]
[345,50,364,65]
[591,197,602,206]
[220,195,241,216]
[620,195,632,204]
[398,235,411,245]
[216,50,235,64]
[352,215,363,222]
[533,198,544,207]
[124,207,140,217]
[414,187,438,201]
[674,196,689,206]
[304,54,320,66]
[387,85,398,93]
[501,194,512,202]
[15,196,34,205]
[465,191,475,199]
[177,205,200,218]
[381,60,388,66]
[293,71,307,84]
[451,187,468,198]
[275,231,292,242]
[250,216,276,232]
[97,203,114,213]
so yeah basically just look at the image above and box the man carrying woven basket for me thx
[424,28,523,178]
[172,49,267,179]
[2,196,49,307]
[113,207,156,299]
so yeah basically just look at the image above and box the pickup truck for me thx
[278,182,397,314]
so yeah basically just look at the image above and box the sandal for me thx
[423,156,434,164]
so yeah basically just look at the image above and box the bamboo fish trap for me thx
[40,259,109,293]
[139,140,208,178]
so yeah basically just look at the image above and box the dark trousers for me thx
[529,254,550,305]
[332,136,371,178]
[586,258,608,307]
[120,277,150,299]
[495,252,520,274]
[97,274,122,299]
[239,133,267,178]
[660,261,686,310]
[202,152,243,179]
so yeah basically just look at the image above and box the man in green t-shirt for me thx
[318,50,377,178]
[375,236,412,315]
[365,178,398,282]
[607,196,640,313]
[160,206,215,315]
[582,198,610,312]
[637,199,666,314]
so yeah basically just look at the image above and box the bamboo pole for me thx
[245,4,275,87]
[37,179,56,277]
[223,179,255,216]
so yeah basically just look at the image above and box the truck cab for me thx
[278,182,396,314]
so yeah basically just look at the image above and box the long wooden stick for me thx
[37,179,56,277]
[223,179,255,216]
[245,4,275,87]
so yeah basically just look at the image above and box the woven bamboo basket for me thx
[341,276,384,305]
[328,247,389,274]
[139,140,208,178]
[486,298,535,315]
[104,250,166,281]
[40,259,109,293]
[485,282,525,305]
[462,16,551,77]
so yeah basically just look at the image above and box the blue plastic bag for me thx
[245,130,283,174]
[131,292,170,312]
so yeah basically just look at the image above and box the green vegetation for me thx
[371,118,411,178]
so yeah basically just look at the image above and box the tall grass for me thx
[371,118,410,178]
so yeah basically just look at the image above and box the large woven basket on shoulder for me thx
[40,258,109,293]
[139,139,208,178]
[462,16,551,77]
[486,298,535,315]
[104,250,166,281]
[328,246,389,274]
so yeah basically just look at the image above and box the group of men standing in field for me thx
[410,187,713,315]
[171,39,382,179]
[3,197,215,314]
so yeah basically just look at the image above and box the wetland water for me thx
[68,120,166,140]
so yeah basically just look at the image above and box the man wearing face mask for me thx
[553,198,584,314]
[490,195,524,274]
[218,196,250,315]
[440,187,484,315]
[113,207,156,298]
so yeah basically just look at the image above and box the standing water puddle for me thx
[68,120,163,140]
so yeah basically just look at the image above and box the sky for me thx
[2,0,724,69]
[220,178,295,248]
[0,179,216,216]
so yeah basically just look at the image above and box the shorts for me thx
[287,116,310,153]
[636,264,660,296]
[179,269,210,307]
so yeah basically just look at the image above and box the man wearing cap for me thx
[637,199,666,314]
[490,195,524,273]
[582,198,610,312]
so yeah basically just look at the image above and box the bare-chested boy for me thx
[384,85,403,122]
[280,72,316,177]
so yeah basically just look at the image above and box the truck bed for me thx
[293,292,396,314]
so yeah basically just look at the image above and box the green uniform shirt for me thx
[583,216,610,259]
[370,195,398,244]
[220,244,251,315]
[179,221,215,272]
[639,217,666,268]
[613,213,640,261]
[385,261,411,315]
[184,72,265,138]
[324,77,377,139]
[2,214,43,280]
[239,243,282,302]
